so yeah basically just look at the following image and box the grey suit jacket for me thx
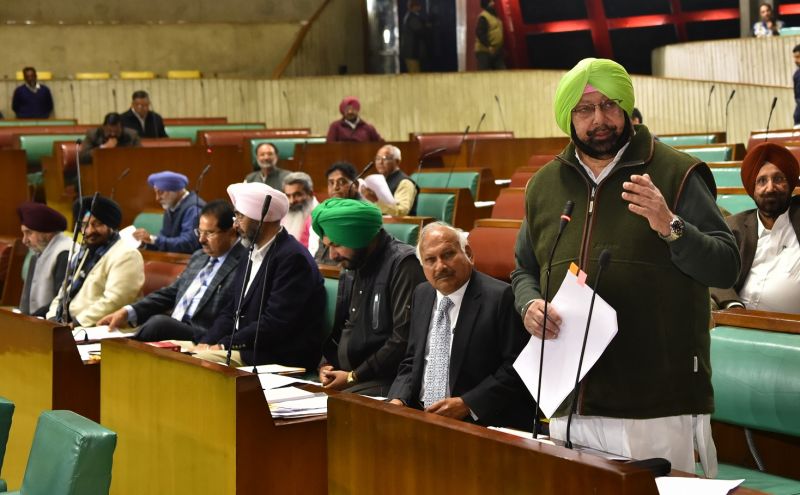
[710,196,800,308]
[388,270,536,429]
[131,243,246,331]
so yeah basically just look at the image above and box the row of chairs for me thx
[12,70,202,81]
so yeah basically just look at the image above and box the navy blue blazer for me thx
[203,229,325,369]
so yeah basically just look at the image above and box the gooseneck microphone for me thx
[724,89,736,143]
[494,95,508,132]
[415,147,447,177]
[347,160,375,199]
[565,249,611,449]
[467,113,486,169]
[194,164,212,229]
[226,194,273,367]
[443,125,471,190]
[58,192,99,325]
[75,139,84,203]
[764,97,778,142]
[110,167,130,200]
[705,85,716,136]
[533,199,575,438]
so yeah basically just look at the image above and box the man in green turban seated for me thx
[313,198,425,396]
[511,58,740,475]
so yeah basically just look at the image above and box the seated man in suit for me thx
[79,112,141,164]
[120,90,168,138]
[132,171,204,254]
[47,195,144,327]
[17,202,72,317]
[361,144,418,216]
[313,198,426,396]
[193,183,326,369]
[711,142,800,313]
[388,222,535,428]
[98,200,245,343]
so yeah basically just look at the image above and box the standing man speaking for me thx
[512,58,739,474]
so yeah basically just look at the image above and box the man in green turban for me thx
[511,58,739,475]
[312,198,425,396]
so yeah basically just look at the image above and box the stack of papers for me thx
[269,395,328,419]
[73,326,136,342]
[264,386,321,404]
[237,364,306,375]
[257,373,317,391]
[77,343,102,362]
[655,477,743,495]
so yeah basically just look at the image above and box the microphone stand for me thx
[705,85,715,136]
[110,168,130,201]
[444,125,470,190]
[764,97,778,142]
[467,114,486,169]
[194,164,212,229]
[59,192,99,326]
[226,194,273,366]
[75,139,84,203]
[415,147,447,177]
[565,249,611,449]
[723,90,736,143]
[347,160,375,199]
[494,95,508,132]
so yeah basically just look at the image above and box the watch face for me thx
[670,217,684,236]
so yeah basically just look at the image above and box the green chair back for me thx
[710,167,742,188]
[133,212,164,235]
[383,223,420,245]
[0,397,14,492]
[13,410,116,495]
[164,124,265,143]
[21,250,33,284]
[249,137,326,164]
[659,135,716,146]
[410,172,479,199]
[0,120,76,127]
[18,134,85,170]
[416,193,455,225]
[716,194,755,215]
[683,147,732,162]
[323,277,339,341]
[780,26,800,35]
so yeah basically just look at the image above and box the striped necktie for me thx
[422,296,454,408]
[171,257,218,322]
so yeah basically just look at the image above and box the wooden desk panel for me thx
[101,339,327,495]
[0,150,30,236]
[0,309,99,490]
[464,137,569,179]
[90,146,249,226]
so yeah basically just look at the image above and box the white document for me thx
[77,342,101,361]
[513,269,618,418]
[269,395,328,418]
[237,364,306,375]
[264,386,320,404]
[359,174,396,205]
[74,325,136,342]
[655,477,743,495]
[119,225,141,249]
[257,372,317,391]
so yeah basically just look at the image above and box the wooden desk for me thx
[327,393,766,494]
[0,309,99,489]
[101,339,327,495]
[90,146,249,226]
[0,150,30,236]
[463,137,569,178]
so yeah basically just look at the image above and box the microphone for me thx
[724,89,736,143]
[282,90,294,126]
[297,140,308,171]
[494,95,508,132]
[75,138,84,205]
[467,113,486,169]
[194,164,212,229]
[59,192,99,325]
[226,193,272,367]
[444,125,470,190]
[110,167,130,200]
[348,160,375,198]
[764,97,778,142]
[565,249,611,449]
[705,85,715,136]
[415,147,447,177]
[533,199,575,438]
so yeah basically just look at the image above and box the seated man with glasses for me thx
[325,161,362,200]
[98,200,245,343]
[361,144,418,216]
[711,142,800,313]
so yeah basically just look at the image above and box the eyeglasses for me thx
[571,99,622,119]
[194,228,223,239]
[755,175,788,187]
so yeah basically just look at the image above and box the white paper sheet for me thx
[237,364,306,375]
[74,325,136,342]
[359,174,396,205]
[264,386,320,404]
[257,373,317,391]
[269,395,328,418]
[77,342,101,361]
[655,477,744,495]
[513,269,618,418]
[119,225,142,249]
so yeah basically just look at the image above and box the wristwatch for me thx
[659,215,685,242]
[346,370,358,384]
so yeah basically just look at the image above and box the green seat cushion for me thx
[18,134,85,170]
[133,212,164,235]
[659,135,716,146]
[410,172,479,198]
[26,172,43,187]
[780,26,800,36]
[0,397,14,476]
[695,462,800,495]
[164,124,265,143]
[249,137,325,164]
[382,223,420,245]
[717,194,755,215]
[323,277,339,341]
[683,147,732,162]
[416,193,455,224]
[0,120,75,127]
[711,168,742,188]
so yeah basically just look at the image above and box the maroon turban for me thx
[339,97,361,115]
[17,202,67,232]
[741,142,799,198]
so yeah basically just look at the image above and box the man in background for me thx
[281,172,319,254]
[475,0,505,70]
[133,171,204,254]
[120,90,168,138]
[361,144,418,216]
[244,142,289,189]
[79,112,141,163]
[12,67,54,118]
[326,97,383,143]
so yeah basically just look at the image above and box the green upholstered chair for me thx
[0,120,75,127]
[18,134,85,171]
[323,277,339,341]
[7,410,116,495]
[415,193,455,225]
[658,135,716,146]
[164,124,265,143]
[133,212,164,236]
[0,397,14,492]
[710,167,742,188]
[707,327,800,495]
[683,147,732,162]
[248,137,325,164]
[717,194,755,215]
[410,172,480,199]
[382,222,420,245]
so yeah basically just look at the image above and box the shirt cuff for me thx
[124,305,137,326]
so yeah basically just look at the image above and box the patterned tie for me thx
[422,296,454,408]
[171,258,218,322]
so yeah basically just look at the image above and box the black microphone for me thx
[444,125,471,190]
[565,249,611,449]
[59,192,99,325]
[415,146,447,177]
[705,84,715,136]
[297,140,308,171]
[724,89,736,143]
[69,83,76,120]
[494,95,508,132]
[226,193,273,367]
[467,113,486,169]
[110,167,130,200]
[194,164,212,229]
[75,138,84,204]
[533,199,575,438]
[347,160,375,198]
[764,97,778,143]
[282,90,294,126]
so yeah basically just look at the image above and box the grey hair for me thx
[382,144,402,162]
[415,221,469,263]
[283,171,314,194]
